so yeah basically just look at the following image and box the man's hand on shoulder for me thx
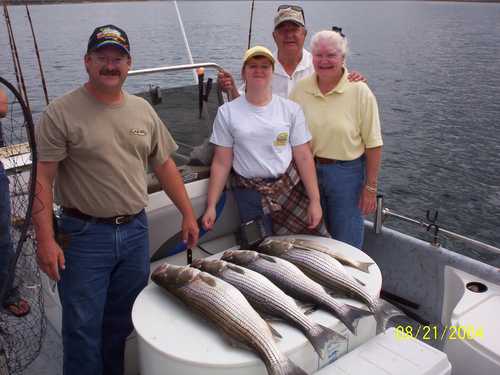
[347,70,367,83]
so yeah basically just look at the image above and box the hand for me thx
[36,239,65,281]
[201,206,216,231]
[347,70,367,83]
[217,70,238,98]
[182,214,199,249]
[358,187,377,216]
[307,200,323,229]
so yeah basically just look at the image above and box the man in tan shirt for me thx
[33,25,199,375]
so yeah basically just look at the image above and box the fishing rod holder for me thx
[374,194,500,255]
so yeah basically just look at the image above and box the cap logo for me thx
[96,27,127,45]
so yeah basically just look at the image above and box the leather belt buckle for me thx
[114,216,128,225]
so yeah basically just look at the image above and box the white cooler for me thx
[317,327,451,375]
[132,235,382,375]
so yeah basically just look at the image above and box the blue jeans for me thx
[233,188,273,235]
[316,157,365,248]
[0,162,15,304]
[57,210,150,375]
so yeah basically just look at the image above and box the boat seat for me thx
[316,327,451,375]
[444,295,500,375]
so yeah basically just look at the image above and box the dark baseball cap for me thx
[87,24,130,55]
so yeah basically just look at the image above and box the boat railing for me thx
[374,194,500,255]
[128,62,223,77]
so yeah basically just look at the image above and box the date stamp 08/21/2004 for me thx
[394,324,485,341]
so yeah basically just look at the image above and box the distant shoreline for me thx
[3,0,500,5]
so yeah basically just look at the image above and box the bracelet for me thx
[365,184,377,193]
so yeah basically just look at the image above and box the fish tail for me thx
[355,260,374,273]
[306,324,346,360]
[374,299,405,334]
[279,359,308,375]
[341,304,373,335]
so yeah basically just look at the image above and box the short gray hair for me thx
[310,30,348,57]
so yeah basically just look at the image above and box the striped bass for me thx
[221,250,372,335]
[258,239,402,333]
[191,258,345,359]
[151,263,307,375]
[284,238,374,274]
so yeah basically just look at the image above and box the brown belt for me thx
[61,207,141,225]
[314,156,339,165]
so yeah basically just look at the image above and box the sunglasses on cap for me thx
[277,4,306,23]
[332,26,346,38]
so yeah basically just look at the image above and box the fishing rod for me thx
[173,0,197,84]
[247,0,255,49]
[2,1,30,111]
[25,4,49,105]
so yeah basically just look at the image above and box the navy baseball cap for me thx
[87,24,130,55]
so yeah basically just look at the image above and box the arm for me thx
[153,158,199,248]
[217,70,240,101]
[0,89,7,118]
[359,146,382,215]
[292,143,322,229]
[201,146,233,230]
[33,161,65,281]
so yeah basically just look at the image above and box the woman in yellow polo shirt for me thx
[289,30,383,249]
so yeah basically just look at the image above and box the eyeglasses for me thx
[92,54,128,67]
[277,4,306,24]
[331,26,346,38]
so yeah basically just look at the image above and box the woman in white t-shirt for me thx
[201,46,322,235]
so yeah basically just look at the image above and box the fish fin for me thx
[374,299,406,334]
[259,254,278,263]
[292,238,330,252]
[198,273,217,287]
[259,311,284,322]
[296,300,318,315]
[353,276,366,287]
[306,324,346,360]
[266,322,283,340]
[324,287,346,299]
[338,259,374,274]
[280,359,308,375]
[226,263,245,274]
[341,304,373,335]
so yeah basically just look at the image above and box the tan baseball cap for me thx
[243,46,275,67]
[274,6,305,29]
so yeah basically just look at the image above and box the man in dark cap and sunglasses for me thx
[33,24,199,375]
[219,4,364,99]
